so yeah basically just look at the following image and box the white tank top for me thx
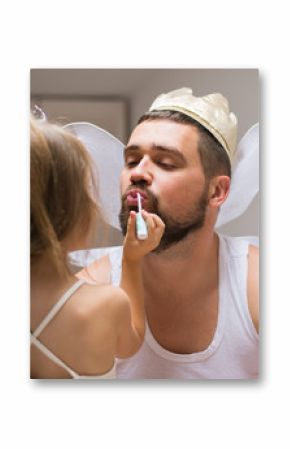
[108,234,259,379]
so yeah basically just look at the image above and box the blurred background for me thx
[31,68,259,246]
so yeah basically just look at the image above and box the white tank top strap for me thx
[219,234,258,341]
[30,334,79,378]
[30,334,116,379]
[32,279,86,338]
[219,234,250,258]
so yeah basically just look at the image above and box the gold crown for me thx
[149,87,238,160]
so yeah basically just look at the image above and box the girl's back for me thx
[31,278,129,379]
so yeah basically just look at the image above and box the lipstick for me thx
[136,192,148,240]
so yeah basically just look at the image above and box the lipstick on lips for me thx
[136,192,148,240]
[126,189,147,207]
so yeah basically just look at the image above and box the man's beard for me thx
[119,184,209,253]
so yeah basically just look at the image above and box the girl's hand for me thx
[123,210,165,261]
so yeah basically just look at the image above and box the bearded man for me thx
[77,88,259,379]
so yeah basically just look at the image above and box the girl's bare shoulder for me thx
[70,282,130,323]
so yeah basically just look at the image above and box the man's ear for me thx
[208,176,231,208]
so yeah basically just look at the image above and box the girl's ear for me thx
[208,176,231,208]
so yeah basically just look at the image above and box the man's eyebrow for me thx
[124,144,186,162]
[124,145,139,153]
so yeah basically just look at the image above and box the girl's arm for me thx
[116,210,164,357]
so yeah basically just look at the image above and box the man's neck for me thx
[143,230,219,299]
[141,230,220,354]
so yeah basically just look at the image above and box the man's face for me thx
[119,119,210,252]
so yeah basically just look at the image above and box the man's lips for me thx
[125,189,148,207]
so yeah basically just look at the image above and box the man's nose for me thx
[130,156,153,185]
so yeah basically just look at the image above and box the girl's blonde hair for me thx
[30,117,102,276]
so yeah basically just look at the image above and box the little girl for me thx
[30,117,164,379]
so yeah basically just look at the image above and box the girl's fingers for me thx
[126,210,165,245]
[141,210,165,239]
[142,211,165,232]
[141,210,155,229]
[150,213,165,230]
[126,211,137,238]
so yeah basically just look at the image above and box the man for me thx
[78,88,259,379]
